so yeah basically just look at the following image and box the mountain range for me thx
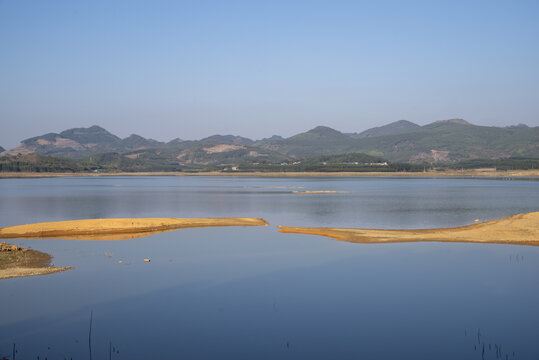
[1,120,537,166]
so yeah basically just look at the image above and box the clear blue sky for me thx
[1,0,538,148]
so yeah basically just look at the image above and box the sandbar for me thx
[292,190,347,194]
[262,186,305,189]
[0,217,269,241]
[278,212,539,246]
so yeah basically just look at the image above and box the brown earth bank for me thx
[0,169,538,178]
[0,242,70,279]
[278,212,539,246]
[0,217,269,240]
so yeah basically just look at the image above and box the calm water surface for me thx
[1,176,538,359]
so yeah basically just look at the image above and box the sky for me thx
[1,0,538,148]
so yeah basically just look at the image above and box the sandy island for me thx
[0,242,70,279]
[292,190,348,194]
[0,217,269,240]
[0,217,268,279]
[278,212,539,246]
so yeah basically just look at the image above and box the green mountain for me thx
[261,135,283,141]
[3,125,167,158]
[167,143,289,166]
[117,134,164,151]
[58,125,120,144]
[255,126,360,158]
[82,142,291,170]
[199,135,254,146]
[350,120,539,162]
[348,120,419,138]
[86,151,182,172]
[2,120,538,164]
[82,144,291,171]
[253,121,538,162]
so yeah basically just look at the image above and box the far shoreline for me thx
[1,169,539,179]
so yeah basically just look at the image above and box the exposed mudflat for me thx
[0,242,70,279]
[0,217,269,240]
[291,190,348,194]
[278,212,539,246]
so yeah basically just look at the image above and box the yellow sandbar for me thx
[0,217,268,240]
[278,212,539,246]
[292,190,347,194]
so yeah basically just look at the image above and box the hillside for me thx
[116,134,164,151]
[58,125,120,144]
[199,135,254,146]
[255,121,538,162]
[348,120,419,138]
[2,126,167,158]
[350,121,539,162]
[1,120,538,164]
[255,126,360,158]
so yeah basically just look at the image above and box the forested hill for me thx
[255,120,538,162]
[1,120,537,164]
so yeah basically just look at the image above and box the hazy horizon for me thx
[2,0,538,149]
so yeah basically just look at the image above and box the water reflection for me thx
[1,177,538,229]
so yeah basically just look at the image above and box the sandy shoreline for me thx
[0,242,70,279]
[1,169,538,178]
[278,212,539,246]
[0,217,269,240]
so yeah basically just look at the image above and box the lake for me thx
[1,176,538,359]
